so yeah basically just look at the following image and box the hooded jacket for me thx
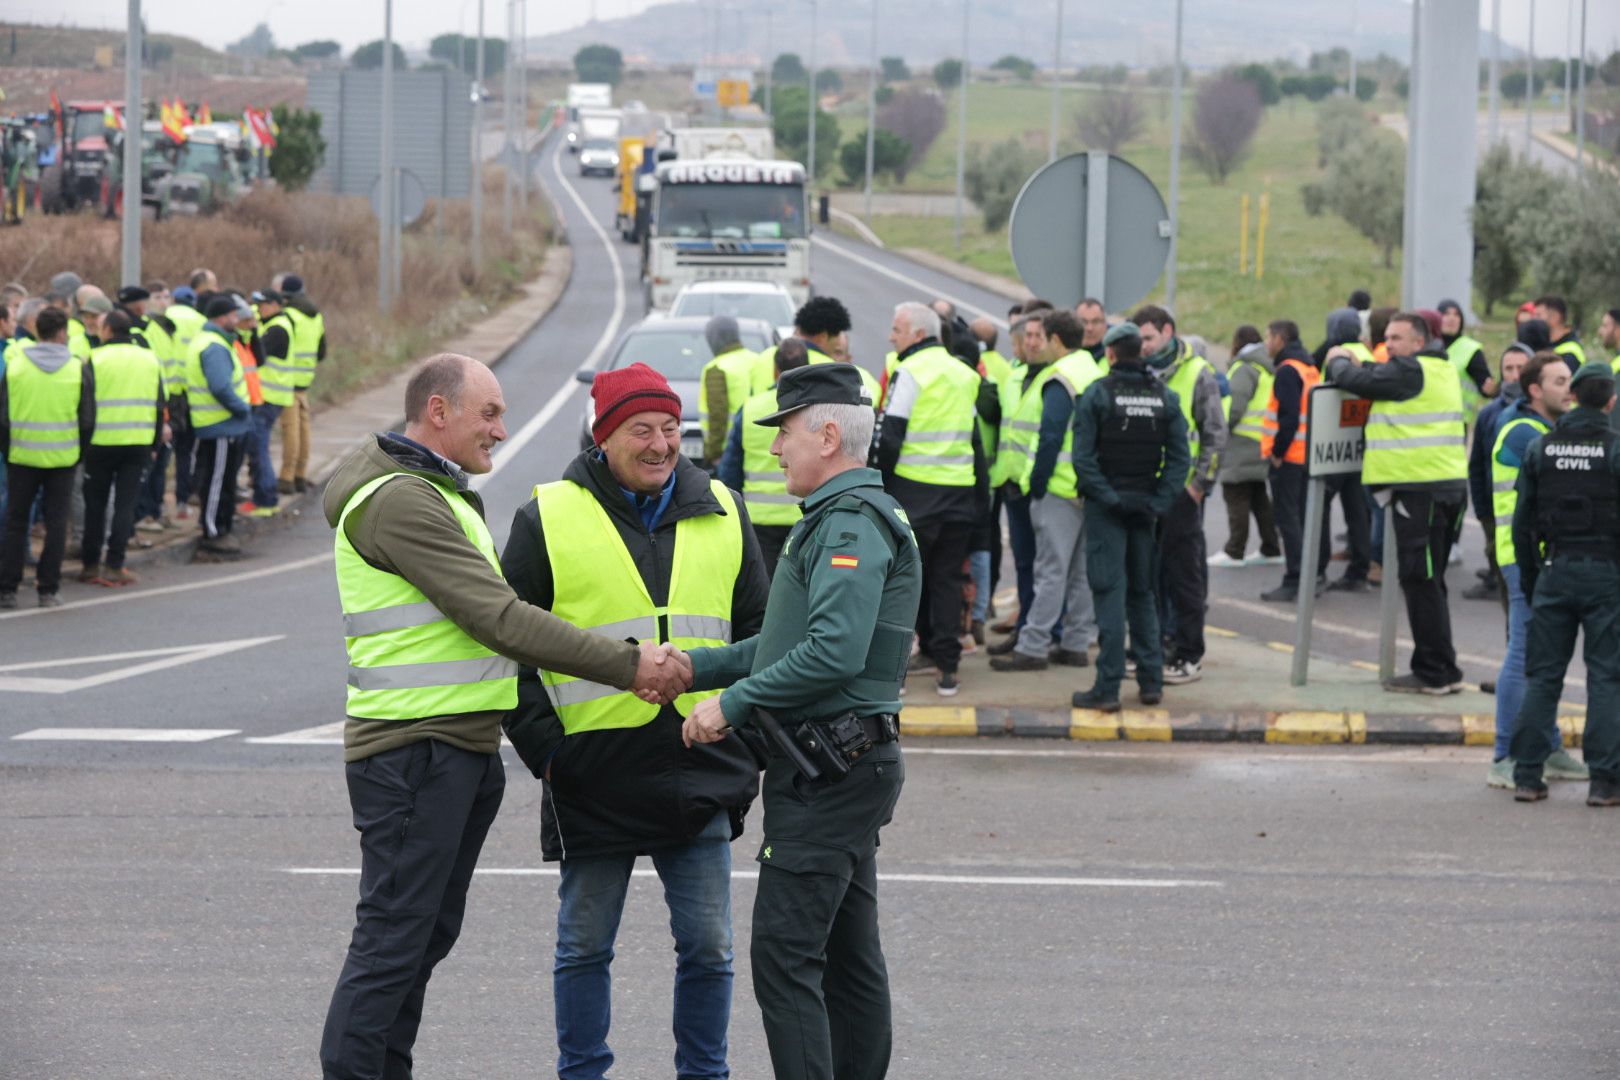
[0,341,97,461]
[499,451,771,861]
[322,433,643,762]
[191,320,252,439]
[1146,336,1227,491]
[1218,342,1274,484]
[1324,346,1468,499]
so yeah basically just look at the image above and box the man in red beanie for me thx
[499,361,772,1079]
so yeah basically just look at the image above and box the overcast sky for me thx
[6,0,1618,59]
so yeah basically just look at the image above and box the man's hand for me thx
[1185,483,1204,504]
[1269,455,1282,470]
[681,695,731,748]
[1324,345,1354,363]
[632,642,693,705]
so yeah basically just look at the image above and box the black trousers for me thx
[321,740,505,1080]
[1270,462,1307,587]
[754,523,793,581]
[1324,472,1372,580]
[1157,489,1208,664]
[0,463,75,596]
[911,516,972,674]
[135,442,171,522]
[1221,479,1279,560]
[82,444,150,570]
[1391,490,1465,688]
[191,435,244,540]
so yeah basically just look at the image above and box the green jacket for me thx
[689,467,922,728]
[322,433,641,761]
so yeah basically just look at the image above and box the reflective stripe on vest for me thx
[1026,350,1102,500]
[1445,335,1486,421]
[1491,413,1548,566]
[1228,357,1275,445]
[894,345,980,485]
[536,477,742,733]
[1553,338,1587,368]
[1259,357,1320,465]
[4,348,83,467]
[283,307,324,389]
[1363,355,1468,485]
[90,342,162,446]
[335,474,518,719]
[255,312,297,406]
[740,387,802,526]
[1165,347,1213,482]
[184,328,248,429]
[991,365,1039,489]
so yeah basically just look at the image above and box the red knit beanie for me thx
[590,362,684,444]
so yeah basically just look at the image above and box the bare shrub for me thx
[876,89,946,182]
[1077,87,1145,153]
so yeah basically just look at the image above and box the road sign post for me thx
[1291,385,1371,685]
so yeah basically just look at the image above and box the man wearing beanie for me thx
[500,361,770,1080]
[273,272,324,493]
[187,294,252,554]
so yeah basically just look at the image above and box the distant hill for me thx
[0,21,227,72]
[526,0,1517,71]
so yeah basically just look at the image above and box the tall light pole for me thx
[379,0,396,311]
[863,0,878,221]
[503,0,514,234]
[807,0,818,187]
[1524,0,1536,158]
[1401,0,1422,305]
[763,6,773,118]
[120,0,142,287]
[1165,0,1185,312]
[1348,0,1358,99]
[1488,0,1501,143]
[517,0,527,213]
[472,0,484,276]
[1575,0,1587,174]
[952,0,968,251]
[1563,0,1572,126]
[1048,0,1064,161]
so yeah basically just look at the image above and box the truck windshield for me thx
[656,183,806,240]
[72,110,106,143]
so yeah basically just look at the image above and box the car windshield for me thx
[583,139,616,152]
[656,182,806,240]
[672,291,795,326]
[611,327,771,381]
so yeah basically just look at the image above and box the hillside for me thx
[0,21,226,72]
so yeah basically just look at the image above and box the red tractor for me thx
[38,99,118,214]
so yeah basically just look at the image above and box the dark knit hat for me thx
[203,294,238,319]
[281,274,305,295]
[590,362,683,444]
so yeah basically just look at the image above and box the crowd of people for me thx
[0,266,326,606]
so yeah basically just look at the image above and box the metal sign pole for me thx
[1083,151,1108,302]
[1164,0,1184,312]
[1290,477,1325,686]
[1378,500,1399,679]
[120,0,142,288]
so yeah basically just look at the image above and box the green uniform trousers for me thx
[751,742,904,1080]
[1510,556,1620,786]
[1084,507,1164,700]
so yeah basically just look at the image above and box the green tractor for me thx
[1,119,39,224]
[103,121,180,220]
[155,124,245,216]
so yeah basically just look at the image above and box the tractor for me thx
[38,100,118,214]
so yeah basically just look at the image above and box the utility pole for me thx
[1048,0,1063,161]
[518,0,527,213]
[472,0,484,276]
[1576,0,1587,174]
[1488,0,1501,143]
[863,0,878,222]
[1165,0,1184,311]
[763,6,773,118]
[503,0,514,235]
[379,0,396,311]
[1348,0,1358,99]
[120,0,142,287]
[807,0,818,187]
[952,0,968,251]
[1563,0,1572,125]
[1524,0,1536,158]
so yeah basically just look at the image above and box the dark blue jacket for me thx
[192,320,252,439]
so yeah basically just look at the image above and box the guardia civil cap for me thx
[754,362,871,426]
[1570,360,1615,389]
[1102,321,1141,347]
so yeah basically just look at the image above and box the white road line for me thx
[0,636,286,694]
[482,143,627,483]
[811,234,1009,330]
[902,746,1488,764]
[283,867,1221,888]
[14,728,240,742]
[0,552,335,621]
[245,721,347,745]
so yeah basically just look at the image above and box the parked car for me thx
[578,137,620,178]
[575,315,779,457]
[669,280,798,341]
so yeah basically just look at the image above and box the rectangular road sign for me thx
[1305,385,1368,478]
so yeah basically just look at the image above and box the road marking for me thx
[901,745,1487,764]
[811,234,1010,330]
[14,728,239,742]
[0,552,334,621]
[245,721,346,745]
[284,867,1221,888]
[482,142,627,483]
[827,206,886,248]
[0,636,285,694]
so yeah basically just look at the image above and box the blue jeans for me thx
[1005,493,1037,628]
[554,811,733,1080]
[969,548,991,623]
[135,443,169,522]
[1495,563,1561,761]
[249,403,282,506]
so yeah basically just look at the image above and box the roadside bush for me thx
[964,138,1043,231]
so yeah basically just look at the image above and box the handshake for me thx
[632,642,695,705]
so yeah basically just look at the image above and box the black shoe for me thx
[1480,680,1496,695]
[1587,778,1620,807]
[1071,689,1121,712]
[294,477,309,493]
[970,619,986,646]
[1327,575,1371,593]
[1514,782,1549,802]
[906,653,939,676]
[1048,647,1090,667]
[1139,688,1163,706]
[987,635,1020,656]
[990,650,1048,672]
[1462,580,1500,601]
[1475,566,1492,581]
[1261,584,1297,602]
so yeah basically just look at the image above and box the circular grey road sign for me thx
[369,168,428,227]
[1007,152,1171,313]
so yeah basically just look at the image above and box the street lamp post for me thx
[1048,0,1063,161]
[952,0,967,251]
[807,0,818,187]
[1488,0,1501,143]
[863,0,878,222]
[1165,0,1185,311]
[379,0,396,311]
[120,0,142,287]
[472,0,484,276]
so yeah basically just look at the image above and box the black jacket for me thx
[1325,347,1468,499]
[500,452,771,861]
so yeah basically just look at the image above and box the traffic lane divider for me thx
[898,708,1588,746]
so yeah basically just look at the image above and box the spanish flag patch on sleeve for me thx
[829,554,860,569]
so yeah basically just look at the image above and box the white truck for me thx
[564,83,613,152]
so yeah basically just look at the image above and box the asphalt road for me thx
[2,134,1613,1078]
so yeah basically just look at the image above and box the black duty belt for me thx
[753,709,900,785]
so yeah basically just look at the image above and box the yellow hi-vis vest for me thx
[991,363,1040,488]
[1164,343,1215,483]
[1491,412,1549,566]
[1015,350,1102,500]
[254,312,298,407]
[1444,334,1487,422]
[89,341,163,447]
[740,387,801,526]
[1362,355,1469,486]
[699,346,759,433]
[135,317,180,396]
[535,477,742,733]
[1225,354,1275,444]
[751,346,778,394]
[1553,337,1587,369]
[807,352,881,402]
[4,347,83,467]
[66,318,91,362]
[894,345,980,486]
[165,303,206,361]
[283,306,324,389]
[183,327,248,429]
[336,474,519,719]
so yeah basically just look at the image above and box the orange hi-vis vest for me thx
[235,338,264,406]
[1259,356,1320,465]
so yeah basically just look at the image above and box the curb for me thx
[893,246,1028,303]
[898,706,1588,747]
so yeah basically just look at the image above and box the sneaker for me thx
[1207,551,1247,568]
[1586,777,1620,807]
[1447,546,1463,565]
[135,519,165,533]
[935,671,960,697]
[1487,758,1515,790]
[250,505,280,518]
[1048,647,1090,668]
[1368,565,1383,585]
[987,635,1020,656]
[1545,749,1590,781]
[100,567,138,587]
[989,615,1018,634]
[37,592,62,608]
[1071,689,1121,712]
[1251,552,1286,566]
[294,477,309,493]
[237,500,259,516]
[175,506,192,521]
[1139,687,1163,706]
[1327,576,1372,593]
[0,591,16,610]
[1163,659,1202,685]
[970,619,986,646]
[990,650,1048,672]
[1462,579,1499,601]
[78,564,103,584]
[1514,781,1549,802]
[1480,680,1496,695]
[1475,566,1492,581]
[907,653,939,676]
[1261,584,1298,602]
[958,634,978,656]
[1383,673,1456,695]
[199,534,243,554]
[1125,657,1137,676]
